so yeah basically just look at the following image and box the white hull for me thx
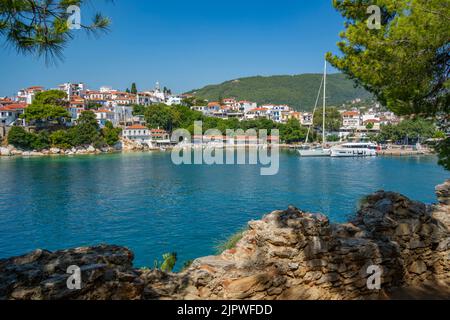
[331,148,377,157]
[298,149,331,157]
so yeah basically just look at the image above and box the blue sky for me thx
[0,0,345,96]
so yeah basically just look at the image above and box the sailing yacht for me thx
[298,60,331,157]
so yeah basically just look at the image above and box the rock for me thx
[395,223,411,236]
[409,260,427,275]
[50,147,61,154]
[87,146,96,153]
[436,180,450,205]
[0,147,11,156]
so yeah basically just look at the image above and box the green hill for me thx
[186,73,372,111]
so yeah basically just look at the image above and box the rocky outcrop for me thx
[0,245,144,300]
[0,145,117,157]
[1,182,449,300]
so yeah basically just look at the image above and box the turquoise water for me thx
[0,151,447,270]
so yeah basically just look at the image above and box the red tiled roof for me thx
[0,103,27,111]
[249,108,268,112]
[126,124,148,130]
[342,111,359,116]
[151,128,167,133]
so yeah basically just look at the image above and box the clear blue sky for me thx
[0,0,345,96]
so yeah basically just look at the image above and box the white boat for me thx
[298,146,331,157]
[331,142,378,157]
[299,59,330,157]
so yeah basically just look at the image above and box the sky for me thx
[0,0,346,96]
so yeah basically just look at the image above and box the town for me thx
[0,80,441,156]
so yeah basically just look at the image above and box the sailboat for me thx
[298,60,331,157]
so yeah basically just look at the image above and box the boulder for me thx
[0,147,11,156]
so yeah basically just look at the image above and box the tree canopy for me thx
[327,0,449,116]
[327,0,450,169]
[0,0,110,63]
[313,107,343,132]
[22,90,70,125]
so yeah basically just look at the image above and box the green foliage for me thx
[50,130,75,149]
[0,1,110,63]
[152,252,178,272]
[187,74,371,111]
[434,131,447,139]
[7,127,35,150]
[9,110,121,151]
[181,259,194,272]
[327,134,340,142]
[436,138,450,170]
[22,90,71,126]
[102,121,122,146]
[182,96,208,107]
[144,104,178,131]
[327,0,449,116]
[366,122,374,130]
[86,103,102,110]
[132,104,147,116]
[71,111,100,146]
[313,107,343,132]
[131,83,138,94]
[279,118,308,143]
[328,0,449,170]
[377,118,437,143]
[215,228,247,254]
[160,252,177,273]
[7,127,50,150]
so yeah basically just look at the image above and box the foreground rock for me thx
[1,181,449,300]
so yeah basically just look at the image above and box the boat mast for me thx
[322,60,327,146]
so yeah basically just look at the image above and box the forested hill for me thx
[186,73,372,111]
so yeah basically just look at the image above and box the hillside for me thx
[186,73,372,111]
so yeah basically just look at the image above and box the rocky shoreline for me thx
[0,180,449,300]
[0,144,121,157]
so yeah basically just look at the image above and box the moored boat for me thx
[298,146,331,157]
[330,142,378,157]
[298,59,331,158]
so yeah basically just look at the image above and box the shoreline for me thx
[0,144,437,158]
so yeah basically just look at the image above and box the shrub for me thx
[50,130,74,149]
[7,127,36,150]
[215,228,247,254]
[7,127,50,150]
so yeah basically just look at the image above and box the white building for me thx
[300,112,313,126]
[341,111,361,128]
[94,109,115,127]
[166,96,183,106]
[0,103,27,126]
[245,107,270,120]
[238,101,257,113]
[17,86,44,105]
[122,124,151,143]
[58,83,85,98]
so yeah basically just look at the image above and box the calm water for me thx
[0,151,447,270]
